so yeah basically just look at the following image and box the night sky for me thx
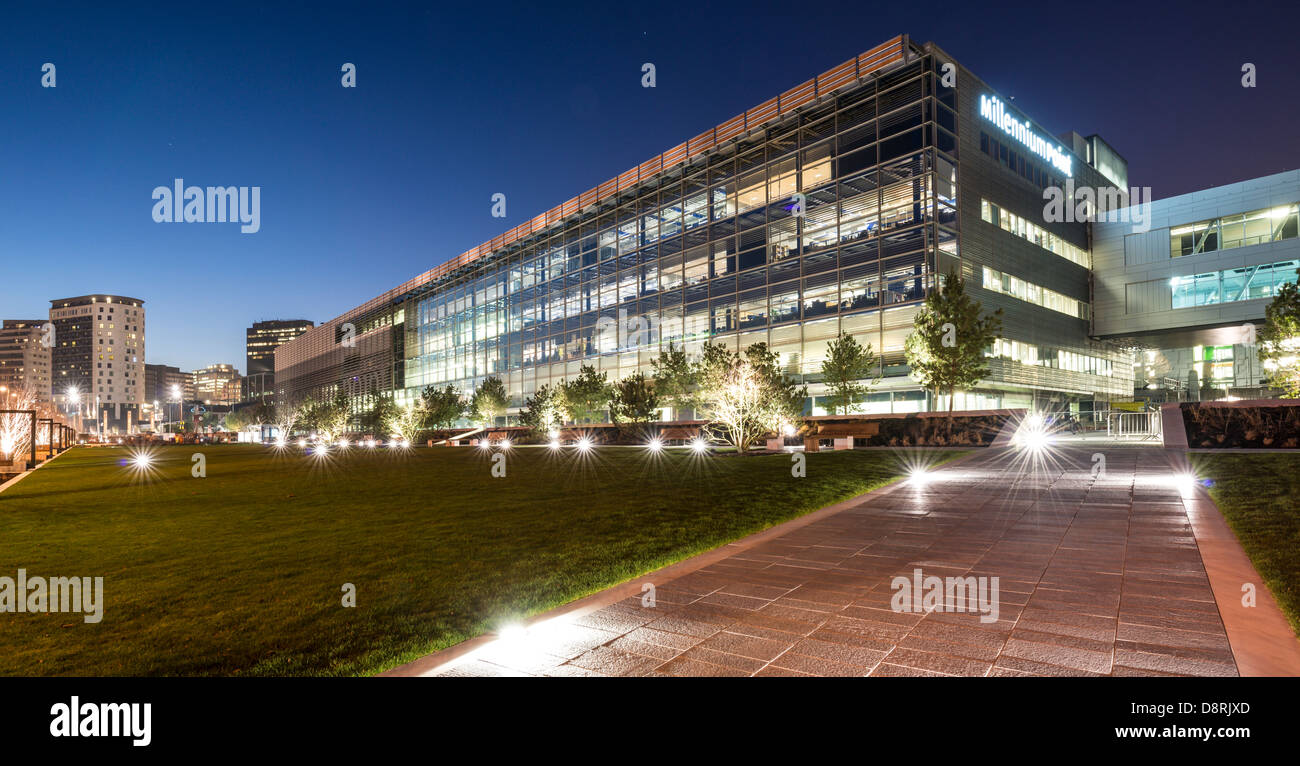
[1,0,1297,372]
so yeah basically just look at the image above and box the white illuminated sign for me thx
[980,94,1073,177]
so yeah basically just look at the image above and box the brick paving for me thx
[427,446,1242,677]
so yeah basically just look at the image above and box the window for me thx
[980,197,1089,268]
[982,266,1087,319]
[1172,203,1299,257]
[1172,259,1300,307]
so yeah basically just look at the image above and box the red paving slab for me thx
[391,446,1300,677]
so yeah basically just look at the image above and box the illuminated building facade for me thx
[278,35,1141,419]
[49,295,146,434]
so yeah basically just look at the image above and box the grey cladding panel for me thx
[1125,279,1172,314]
[1124,228,1170,266]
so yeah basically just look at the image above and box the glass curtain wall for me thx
[407,57,958,407]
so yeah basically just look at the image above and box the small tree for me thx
[385,401,426,443]
[904,267,1003,417]
[469,376,508,428]
[420,384,465,430]
[306,390,352,440]
[611,372,659,426]
[223,408,258,433]
[520,383,566,435]
[696,342,807,454]
[651,342,696,418]
[271,396,302,439]
[359,387,400,436]
[821,333,880,415]
[744,343,807,428]
[561,364,613,424]
[1259,272,1300,397]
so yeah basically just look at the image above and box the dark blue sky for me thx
[2,0,1297,372]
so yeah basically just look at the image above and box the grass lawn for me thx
[1194,453,1300,635]
[0,443,962,676]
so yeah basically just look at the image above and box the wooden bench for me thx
[802,421,881,452]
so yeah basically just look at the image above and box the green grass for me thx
[1194,453,1300,635]
[0,444,962,676]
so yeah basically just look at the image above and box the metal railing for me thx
[1102,410,1162,440]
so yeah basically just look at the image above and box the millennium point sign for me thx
[979,94,1073,177]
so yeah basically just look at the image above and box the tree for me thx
[561,364,613,424]
[273,396,303,439]
[904,268,1003,417]
[519,383,566,435]
[469,376,508,428]
[223,408,258,433]
[359,387,400,436]
[743,342,807,428]
[0,386,38,461]
[420,384,465,430]
[651,342,696,418]
[821,333,880,415]
[611,372,659,426]
[695,342,807,454]
[1259,271,1300,397]
[304,390,351,440]
[385,402,426,443]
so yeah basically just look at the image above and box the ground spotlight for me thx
[1014,413,1050,453]
[908,466,931,485]
[499,438,512,450]
[646,437,663,453]
[133,453,152,468]
[337,439,349,449]
[549,438,561,450]
[577,437,592,452]
[691,438,708,454]
[365,439,376,448]
[297,438,307,448]
[478,440,491,451]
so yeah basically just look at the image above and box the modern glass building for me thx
[1093,169,1300,398]
[277,35,1138,420]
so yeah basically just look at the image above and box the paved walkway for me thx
[399,446,1296,677]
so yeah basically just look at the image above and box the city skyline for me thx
[2,1,1298,371]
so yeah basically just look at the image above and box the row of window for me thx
[979,131,1068,193]
[1170,259,1300,308]
[412,264,928,365]
[980,198,1090,268]
[1171,203,1300,257]
[406,309,921,389]
[987,338,1115,377]
[981,266,1088,320]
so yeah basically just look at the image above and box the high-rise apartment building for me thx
[0,320,53,403]
[192,363,242,406]
[49,295,146,434]
[245,319,313,400]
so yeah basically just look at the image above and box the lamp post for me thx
[171,384,182,429]
[65,385,81,433]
